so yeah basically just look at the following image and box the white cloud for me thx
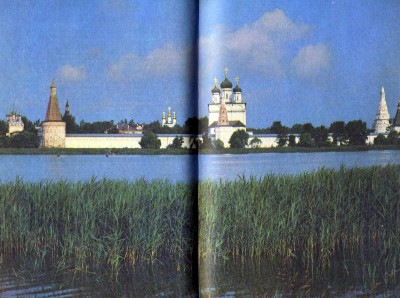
[200,9,310,78]
[58,64,87,81]
[106,44,188,81]
[292,44,331,78]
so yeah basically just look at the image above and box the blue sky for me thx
[1,1,399,128]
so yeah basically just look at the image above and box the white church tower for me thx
[208,67,246,136]
[373,85,390,133]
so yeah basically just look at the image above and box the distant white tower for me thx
[373,85,390,133]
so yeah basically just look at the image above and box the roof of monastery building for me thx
[209,120,246,128]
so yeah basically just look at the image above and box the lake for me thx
[1,150,400,182]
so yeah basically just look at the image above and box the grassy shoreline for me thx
[0,144,399,155]
[1,165,399,281]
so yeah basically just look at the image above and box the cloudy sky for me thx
[1,1,400,128]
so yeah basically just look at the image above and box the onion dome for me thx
[220,67,233,89]
[220,77,233,89]
[212,77,220,93]
[233,76,242,93]
[212,86,221,93]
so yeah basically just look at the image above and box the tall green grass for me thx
[0,178,196,271]
[2,164,400,285]
[199,165,400,269]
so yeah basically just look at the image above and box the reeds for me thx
[199,165,400,268]
[1,164,400,285]
[0,178,196,271]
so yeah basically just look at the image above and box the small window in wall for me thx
[226,94,228,99]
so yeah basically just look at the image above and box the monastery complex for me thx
[6,68,399,149]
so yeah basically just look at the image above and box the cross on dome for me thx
[224,67,229,78]
[214,77,218,86]
[235,76,239,85]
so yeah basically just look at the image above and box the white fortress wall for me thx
[65,134,194,149]
[249,134,301,148]
[250,135,279,148]
[366,133,388,145]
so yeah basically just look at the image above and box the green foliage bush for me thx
[139,131,161,149]
[167,136,184,149]
[229,129,249,148]
[6,131,39,148]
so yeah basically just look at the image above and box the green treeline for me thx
[250,120,372,147]
[64,111,209,135]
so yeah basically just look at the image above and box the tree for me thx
[250,137,262,148]
[270,121,289,135]
[290,124,303,134]
[288,135,296,146]
[312,125,329,147]
[21,116,38,134]
[107,125,120,134]
[62,113,79,133]
[374,133,387,145]
[200,133,213,149]
[329,121,346,145]
[276,132,288,147]
[139,131,161,149]
[214,139,224,149]
[79,120,118,134]
[189,136,200,149]
[199,116,209,134]
[387,130,399,145]
[229,129,249,148]
[302,123,314,134]
[183,117,198,134]
[345,120,368,146]
[6,131,40,148]
[0,120,8,134]
[298,132,315,147]
[167,136,184,149]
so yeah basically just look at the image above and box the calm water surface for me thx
[199,150,400,180]
[1,150,400,182]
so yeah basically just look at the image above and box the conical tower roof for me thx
[45,81,63,121]
[373,85,390,133]
[375,85,390,120]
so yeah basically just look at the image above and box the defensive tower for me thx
[41,81,66,148]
